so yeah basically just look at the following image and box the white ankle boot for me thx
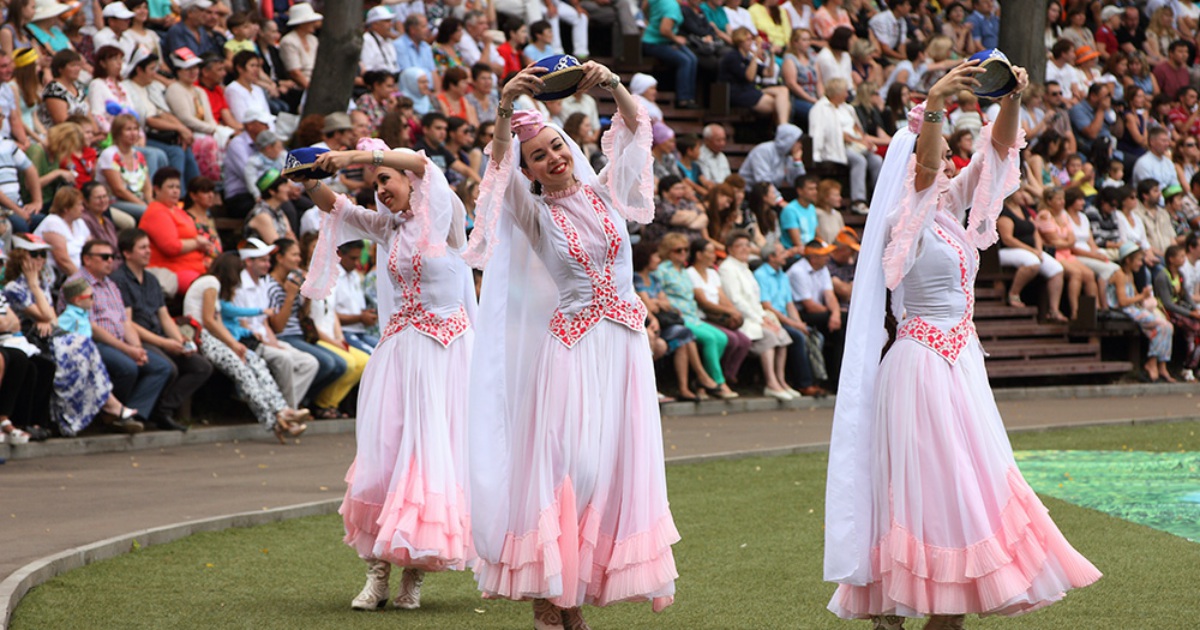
[393,567,425,609]
[350,559,390,610]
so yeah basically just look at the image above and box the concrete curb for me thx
[4,411,1198,629]
[0,418,355,461]
[0,498,342,630]
[2,382,1195,461]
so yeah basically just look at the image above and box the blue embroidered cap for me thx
[968,49,1018,98]
[282,147,334,180]
[532,54,585,101]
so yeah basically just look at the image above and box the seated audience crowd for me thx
[7,0,1200,446]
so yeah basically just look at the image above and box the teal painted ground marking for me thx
[1014,450,1200,543]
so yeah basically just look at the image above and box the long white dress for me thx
[828,125,1102,618]
[466,105,679,610]
[302,156,476,571]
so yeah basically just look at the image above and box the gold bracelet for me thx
[914,161,942,173]
[496,103,513,118]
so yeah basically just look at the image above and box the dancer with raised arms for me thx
[298,139,476,611]
[824,59,1102,629]
[464,60,679,630]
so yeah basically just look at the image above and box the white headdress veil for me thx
[823,109,920,585]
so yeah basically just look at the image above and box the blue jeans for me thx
[278,334,346,403]
[145,139,200,194]
[344,331,379,355]
[7,211,46,234]
[96,341,174,417]
[641,42,697,102]
[791,97,815,130]
[781,325,815,388]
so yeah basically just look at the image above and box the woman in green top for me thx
[652,232,740,398]
[641,0,700,108]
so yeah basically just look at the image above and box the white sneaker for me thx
[351,559,390,611]
[1183,369,1197,383]
[763,387,795,401]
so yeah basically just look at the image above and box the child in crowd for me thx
[1067,154,1098,198]
[521,20,555,63]
[1101,160,1125,189]
[950,89,983,140]
[56,278,94,338]
[242,130,285,202]
[56,277,143,420]
[224,12,259,62]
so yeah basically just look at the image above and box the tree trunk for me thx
[999,0,1047,86]
[303,0,364,117]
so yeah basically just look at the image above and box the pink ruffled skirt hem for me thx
[830,468,1102,618]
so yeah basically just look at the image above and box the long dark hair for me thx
[211,252,244,301]
[748,183,778,233]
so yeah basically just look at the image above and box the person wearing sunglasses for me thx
[2,234,141,436]
[59,239,174,432]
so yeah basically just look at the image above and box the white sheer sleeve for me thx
[596,103,655,224]
[302,195,394,300]
[944,124,1027,251]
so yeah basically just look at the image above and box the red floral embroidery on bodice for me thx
[895,224,978,364]
[381,242,469,348]
[546,185,646,348]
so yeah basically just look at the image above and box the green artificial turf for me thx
[11,422,1200,630]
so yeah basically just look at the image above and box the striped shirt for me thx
[65,268,127,340]
[266,276,304,337]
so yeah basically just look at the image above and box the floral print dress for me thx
[4,276,112,436]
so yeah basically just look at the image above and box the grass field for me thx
[11,421,1200,630]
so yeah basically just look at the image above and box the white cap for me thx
[122,44,156,78]
[171,46,203,69]
[286,2,323,26]
[365,6,393,25]
[243,106,275,126]
[12,234,53,251]
[629,73,657,96]
[181,0,213,11]
[101,1,134,19]
[238,237,276,259]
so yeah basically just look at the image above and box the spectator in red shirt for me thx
[196,52,241,132]
[137,167,212,297]
[1168,86,1200,138]
[1152,40,1191,105]
[1095,5,1121,59]
[496,18,527,78]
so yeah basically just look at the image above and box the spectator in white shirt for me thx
[457,10,505,74]
[225,50,273,130]
[868,0,911,62]
[93,2,138,60]
[786,238,844,375]
[232,237,319,409]
[333,240,378,354]
[361,6,400,76]
[1133,127,1182,193]
[1045,40,1085,104]
[809,77,882,212]
[698,123,732,186]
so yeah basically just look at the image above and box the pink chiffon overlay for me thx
[467,103,678,610]
[829,125,1100,619]
[303,155,476,572]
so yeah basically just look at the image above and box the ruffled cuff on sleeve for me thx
[463,141,517,269]
[965,125,1027,251]
[407,152,453,258]
[301,195,351,300]
[881,158,950,291]
[599,102,655,224]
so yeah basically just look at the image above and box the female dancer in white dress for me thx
[464,62,679,629]
[824,61,1102,629]
[300,140,475,611]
